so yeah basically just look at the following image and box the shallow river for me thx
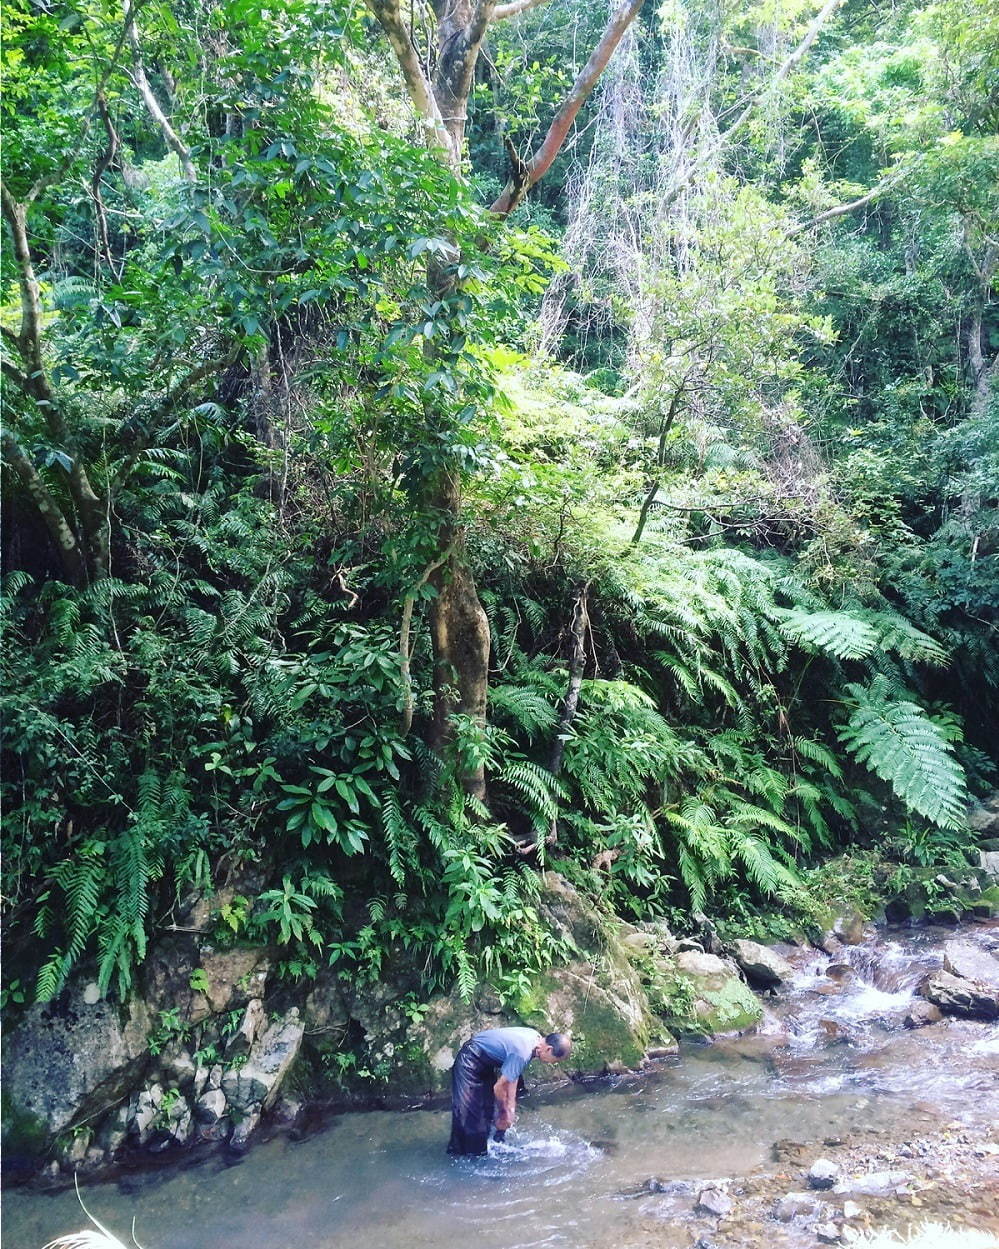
[5,922,998,1249]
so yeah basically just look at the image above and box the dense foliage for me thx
[2,0,996,1014]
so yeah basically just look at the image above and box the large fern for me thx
[837,676,968,829]
[776,608,949,666]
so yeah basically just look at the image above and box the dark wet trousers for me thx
[447,1041,499,1156]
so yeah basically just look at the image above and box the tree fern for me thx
[775,609,880,659]
[489,683,558,737]
[837,676,968,828]
[776,607,949,666]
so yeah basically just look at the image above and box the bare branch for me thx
[123,0,197,183]
[492,0,551,20]
[787,167,911,236]
[491,0,647,215]
[91,91,122,275]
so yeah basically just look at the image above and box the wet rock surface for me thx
[622,1123,999,1249]
[730,939,794,988]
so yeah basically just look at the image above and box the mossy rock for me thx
[653,951,762,1037]
[511,875,654,1074]
[514,957,651,1075]
[1,1089,51,1176]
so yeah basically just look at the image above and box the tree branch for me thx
[2,183,108,578]
[1,430,87,585]
[491,0,647,215]
[123,0,196,184]
[492,0,550,20]
[787,167,910,236]
[365,0,454,164]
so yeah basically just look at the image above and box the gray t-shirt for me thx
[471,1027,542,1081]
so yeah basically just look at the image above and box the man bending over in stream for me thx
[447,1027,572,1156]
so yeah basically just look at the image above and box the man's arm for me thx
[493,1075,518,1130]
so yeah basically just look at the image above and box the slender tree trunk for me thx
[2,185,109,581]
[427,476,491,800]
[1,431,88,585]
[366,0,645,794]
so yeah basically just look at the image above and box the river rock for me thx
[922,970,999,1021]
[730,939,794,988]
[815,1222,842,1243]
[836,1170,910,1196]
[808,1159,840,1189]
[128,1084,162,1145]
[226,997,268,1057]
[228,1104,261,1154]
[695,1187,733,1217]
[621,930,659,958]
[774,1191,824,1221]
[661,951,763,1035]
[221,1008,304,1114]
[164,1098,193,1145]
[2,980,152,1170]
[514,875,653,1073]
[968,793,999,837]
[637,919,679,955]
[194,1087,227,1125]
[903,1001,942,1029]
[942,940,999,988]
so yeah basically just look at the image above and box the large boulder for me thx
[511,875,653,1073]
[968,793,999,838]
[381,983,518,1097]
[2,981,151,1170]
[729,939,794,988]
[221,1008,305,1114]
[652,950,763,1036]
[921,940,999,1020]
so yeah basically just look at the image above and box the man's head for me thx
[536,1032,572,1064]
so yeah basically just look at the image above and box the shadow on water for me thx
[3,923,997,1249]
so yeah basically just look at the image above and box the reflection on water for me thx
[4,923,998,1249]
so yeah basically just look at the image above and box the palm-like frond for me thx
[838,676,968,829]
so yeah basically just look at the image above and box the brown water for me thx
[4,923,998,1249]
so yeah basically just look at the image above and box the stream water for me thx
[4,922,998,1249]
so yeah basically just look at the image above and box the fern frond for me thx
[775,609,879,660]
[838,677,968,828]
[792,736,843,779]
[489,684,558,737]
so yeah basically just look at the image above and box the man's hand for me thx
[495,1112,513,1131]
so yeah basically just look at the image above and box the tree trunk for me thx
[427,476,491,801]
[366,0,646,795]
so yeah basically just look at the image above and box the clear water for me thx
[4,924,998,1249]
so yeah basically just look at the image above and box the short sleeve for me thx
[500,1053,528,1082]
